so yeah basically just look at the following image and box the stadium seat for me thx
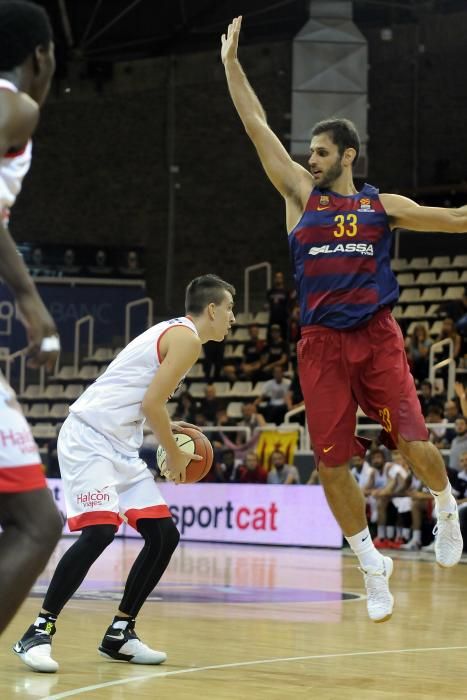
[431,256,451,269]
[396,273,415,287]
[415,272,437,286]
[187,363,204,378]
[407,321,429,335]
[226,401,244,419]
[459,270,467,284]
[44,385,65,400]
[31,423,56,439]
[166,402,177,418]
[254,311,270,325]
[438,271,459,285]
[426,304,440,317]
[78,365,99,380]
[420,287,443,302]
[392,305,403,319]
[452,255,467,268]
[189,382,207,398]
[50,403,70,419]
[429,320,443,336]
[403,304,426,318]
[55,365,76,381]
[213,382,230,396]
[64,384,84,400]
[232,328,250,342]
[234,312,254,325]
[410,257,429,270]
[391,258,408,271]
[443,286,464,300]
[22,385,43,399]
[233,344,245,357]
[29,403,50,419]
[230,381,253,397]
[399,288,421,303]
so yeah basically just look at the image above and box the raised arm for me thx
[221,16,311,203]
[380,193,467,233]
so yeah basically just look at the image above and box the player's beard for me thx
[319,156,344,189]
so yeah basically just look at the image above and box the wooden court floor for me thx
[1,539,466,700]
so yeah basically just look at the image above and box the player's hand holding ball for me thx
[157,427,214,484]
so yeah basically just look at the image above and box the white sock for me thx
[412,529,422,545]
[430,482,457,513]
[396,526,403,540]
[387,526,395,539]
[346,527,384,571]
[402,528,411,541]
[377,525,385,539]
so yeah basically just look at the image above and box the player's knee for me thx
[163,518,180,554]
[80,524,117,551]
[137,517,180,555]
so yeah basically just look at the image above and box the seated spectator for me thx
[261,324,288,378]
[418,379,433,416]
[213,448,242,483]
[238,451,268,484]
[454,381,467,418]
[436,287,467,323]
[350,455,374,493]
[449,416,467,471]
[173,391,197,424]
[87,249,114,276]
[256,366,291,425]
[119,250,145,277]
[444,397,461,445]
[199,384,221,424]
[267,449,300,484]
[436,317,462,364]
[240,324,266,380]
[203,339,225,382]
[405,323,432,383]
[371,450,407,548]
[400,471,434,551]
[58,248,81,276]
[235,402,266,444]
[425,404,448,448]
[266,271,290,341]
[210,407,237,448]
[286,371,304,420]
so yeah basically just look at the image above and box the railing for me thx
[125,297,153,345]
[429,338,455,398]
[2,346,28,395]
[74,316,95,374]
[243,262,272,314]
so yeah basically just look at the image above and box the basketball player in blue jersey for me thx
[0,1,62,635]
[222,16,466,623]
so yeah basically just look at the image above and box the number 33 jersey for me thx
[288,183,399,329]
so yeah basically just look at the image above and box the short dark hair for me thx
[185,274,235,315]
[0,1,52,71]
[311,118,360,161]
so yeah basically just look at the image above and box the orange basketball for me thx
[156,427,213,482]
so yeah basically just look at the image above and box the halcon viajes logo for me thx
[77,486,111,508]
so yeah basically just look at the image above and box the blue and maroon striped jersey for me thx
[288,183,398,329]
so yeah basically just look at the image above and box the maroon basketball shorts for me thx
[297,308,428,467]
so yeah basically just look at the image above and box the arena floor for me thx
[1,539,466,699]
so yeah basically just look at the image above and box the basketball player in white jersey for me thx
[0,1,62,635]
[15,274,236,672]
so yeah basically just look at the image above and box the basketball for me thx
[156,427,213,482]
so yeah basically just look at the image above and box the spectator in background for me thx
[210,407,237,448]
[261,324,288,378]
[437,287,467,324]
[87,249,113,277]
[29,247,45,276]
[236,402,266,443]
[418,379,434,416]
[405,324,432,383]
[241,324,266,380]
[238,451,267,484]
[437,318,462,363]
[350,455,374,493]
[453,451,467,551]
[214,448,242,483]
[267,450,299,484]
[257,366,291,425]
[200,384,221,424]
[444,398,461,445]
[58,248,81,277]
[202,339,225,381]
[449,416,467,471]
[119,250,145,278]
[266,271,290,341]
[174,391,197,424]
[454,381,467,418]
[425,404,447,448]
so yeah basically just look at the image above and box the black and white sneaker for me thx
[98,618,167,665]
[13,621,59,673]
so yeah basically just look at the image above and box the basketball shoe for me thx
[360,555,394,623]
[13,619,59,673]
[98,617,167,664]
[433,507,463,568]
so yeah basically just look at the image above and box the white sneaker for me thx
[13,625,59,673]
[433,509,464,568]
[360,555,394,623]
[421,541,435,553]
[98,619,166,665]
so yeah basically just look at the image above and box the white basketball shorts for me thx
[58,414,170,532]
[0,373,46,493]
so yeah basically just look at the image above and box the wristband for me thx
[40,336,61,352]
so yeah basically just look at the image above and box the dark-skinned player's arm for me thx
[222,16,310,201]
[0,91,59,370]
[380,193,467,233]
[141,326,202,484]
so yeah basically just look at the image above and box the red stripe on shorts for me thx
[307,287,379,309]
[0,464,46,493]
[68,510,122,532]
[304,256,376,277]
[125,505,172,529]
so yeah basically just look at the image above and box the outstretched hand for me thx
[221,16,242,65]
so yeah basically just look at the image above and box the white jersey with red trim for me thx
[0,79,33,226]
[69,316,198,455]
